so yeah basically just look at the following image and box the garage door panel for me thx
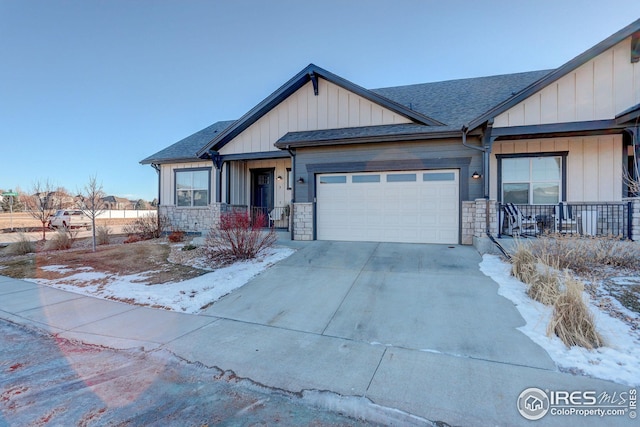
[317,170,459,244]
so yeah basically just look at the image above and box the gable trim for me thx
[195,64,445,158]
[467,18,640,130]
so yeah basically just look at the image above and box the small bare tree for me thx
[78,175,107,252]
[23,180,57,241]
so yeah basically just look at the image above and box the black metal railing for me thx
[250,206,290,229]
[498,202,631,239]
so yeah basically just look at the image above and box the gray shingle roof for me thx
[371,70,552,127]
[142,71,552,162]
[140,120,235,164]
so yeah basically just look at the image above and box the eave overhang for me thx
[491,119,627,141]
[616,103,640,125]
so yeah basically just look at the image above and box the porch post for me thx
[481,121,495,200]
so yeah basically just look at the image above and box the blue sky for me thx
[1,1,639,201]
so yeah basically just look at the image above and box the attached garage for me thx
[316,170,459,244]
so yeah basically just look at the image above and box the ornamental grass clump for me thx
[511,242,560,305]
[548,274,604,349]
[96,225,112,245]
[510,239,604,349]
[45,229,75,251]
[205,211,276,263]
[4,234,35,255]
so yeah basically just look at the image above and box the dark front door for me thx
[251,169,274,216]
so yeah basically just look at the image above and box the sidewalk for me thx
[0,274,634,426]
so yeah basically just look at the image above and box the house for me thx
[141,19,640,247]
[101,196,134,210]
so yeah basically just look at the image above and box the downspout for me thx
[287,145,296,240]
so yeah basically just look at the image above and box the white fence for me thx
[96,209,157,219]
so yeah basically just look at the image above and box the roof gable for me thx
[196,64,444,157]
[468,18,640,129]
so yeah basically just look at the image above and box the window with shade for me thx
[501,156,562,204]
[175,169,210,207]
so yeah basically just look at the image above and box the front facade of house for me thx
[142,19,640,246]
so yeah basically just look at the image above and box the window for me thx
[286,168,292,190]
[176,169,210,207]
[319,176,347,184]
[423,172,455,181]
[387,173,416,182]
[353,174,380,183]
[501,156,561,204]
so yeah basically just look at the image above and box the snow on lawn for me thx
[480,255,640,387]
[30,246,295,314]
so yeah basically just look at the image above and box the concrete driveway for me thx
[1,241,633,426]
[203,241,554,369]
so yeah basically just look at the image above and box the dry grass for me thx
[526,234,640,273]
[96,226,111,245]
[0,240,207,284]
[44,230,74,251]
[511,242,560,305]
[510,239,608,349]
[548,274,605,349]
[3,233,35,255]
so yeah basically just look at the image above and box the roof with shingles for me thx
[371,70,552,127]
[140,120,235,164]
[142,71,552,161]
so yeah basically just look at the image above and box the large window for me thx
[176,169,210,207]
[501,156,562,204]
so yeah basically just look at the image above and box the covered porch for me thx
[217,152,292,230]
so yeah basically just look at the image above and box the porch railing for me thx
[497,202,632,239]
[250,206,290,229]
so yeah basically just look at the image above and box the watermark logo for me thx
[517,388,549,420]
[517,387,637,420]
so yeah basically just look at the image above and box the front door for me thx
[251,169,274,216]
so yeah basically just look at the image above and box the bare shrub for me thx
[45,229,75,251]
[5,234,35,255]
[122,213,166,240]
[96,225,111,245]
[548,274,604,349]
[205,211,276,263]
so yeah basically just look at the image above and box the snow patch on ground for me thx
[480,255,640,387]
[28,247,295,314]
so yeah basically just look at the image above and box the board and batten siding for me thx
[224,158,292,208]
[219,78,412,155]
[491,135,623,202]
[159,162,214,205]
[494,36,640,127]
[294,139,483,203]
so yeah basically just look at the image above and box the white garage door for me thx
[316,170,459,244]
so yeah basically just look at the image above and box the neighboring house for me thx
[141,19,640,247]
[102,196,134,210]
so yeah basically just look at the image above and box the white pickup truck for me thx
[47,210,92,230]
